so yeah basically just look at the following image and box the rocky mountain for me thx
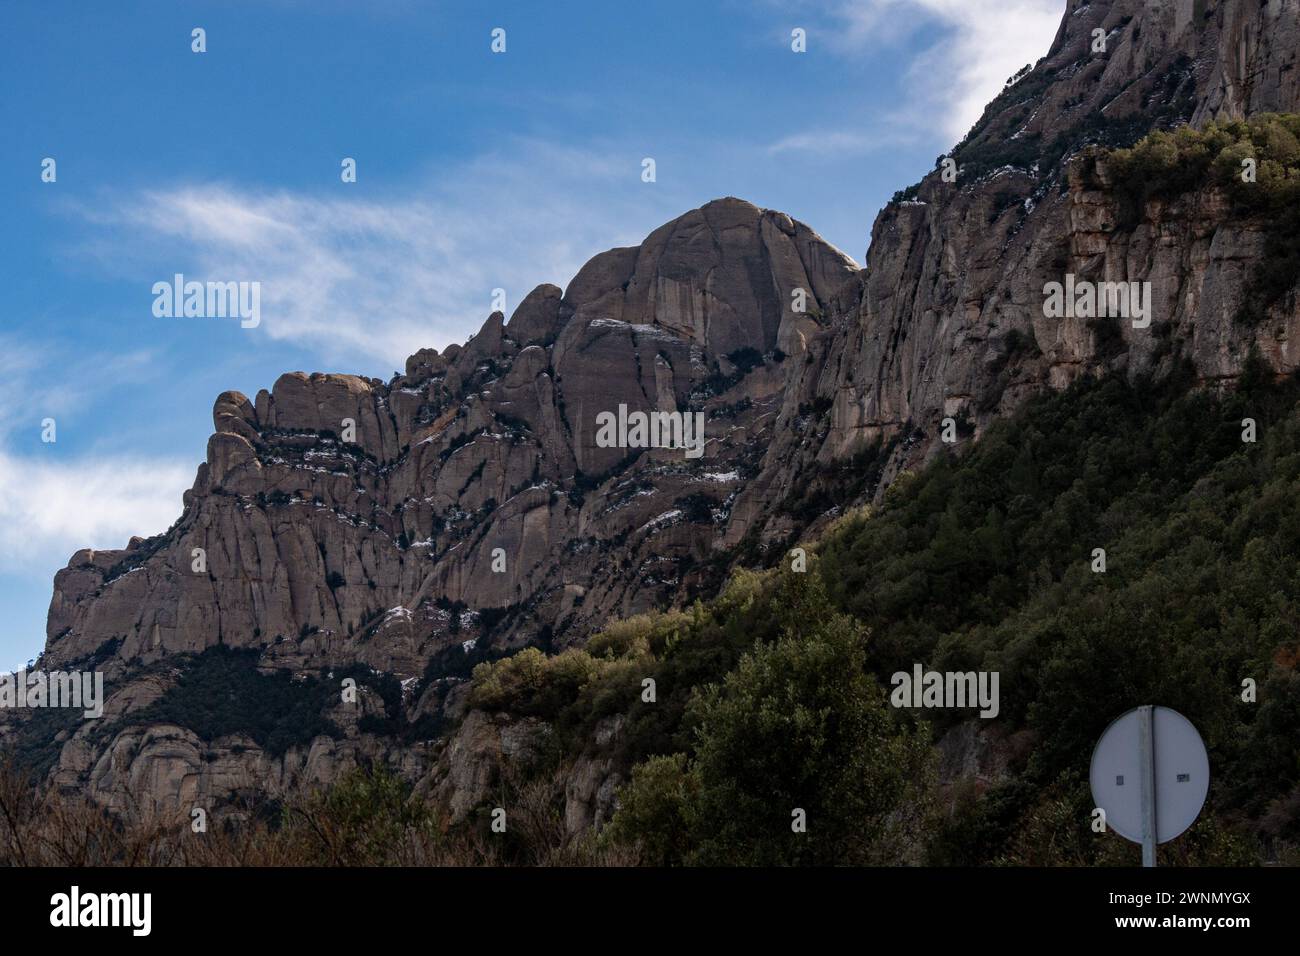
[12,0,1300,821]
[43,198,857,676]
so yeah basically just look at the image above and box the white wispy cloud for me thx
[0,335,162,442]
[894,0,1064,143]
[767,129,883,157]
[773,0,1064,147]
[68,140,689,369]
[0,450,192,575]
[0,336,189,576]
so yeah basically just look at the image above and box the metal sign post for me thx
[1136,705,1157,867]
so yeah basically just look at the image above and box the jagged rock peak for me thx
[397,198,860,381]
[952,0,1300,180]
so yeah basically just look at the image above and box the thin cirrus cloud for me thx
[767,129,883,157]
[0,336,191,575]
[0,337,162,442]
[70,140,687,371]
[771,0,1064,151]
[0,449,192,576]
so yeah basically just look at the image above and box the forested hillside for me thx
[525,359,1300,865]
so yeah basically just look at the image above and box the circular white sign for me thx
[1089,706,1209,845]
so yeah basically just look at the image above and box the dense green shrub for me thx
[128,646,341,756]
[778,437,891,522]
[1104,114,1300,212]
[280,764,441,865]
[470,647,604,718]
[585,612,686,660]
[726,347,765,374]
[605,611,933,865]
[599,753,695,866]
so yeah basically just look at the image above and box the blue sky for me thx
[0,0,1064,669]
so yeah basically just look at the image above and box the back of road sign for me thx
[1090,706,1209,845]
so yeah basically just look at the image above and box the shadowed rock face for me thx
[737,0,1300,518]
[23,0,1300,815]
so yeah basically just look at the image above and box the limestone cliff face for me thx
[24,0,1300,817]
